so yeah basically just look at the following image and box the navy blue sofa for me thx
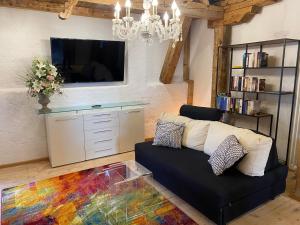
[135,105,288,225]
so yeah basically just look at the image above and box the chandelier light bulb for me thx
[125,0,131,8]
[115,2,121,19]
[115,2,121,11]
[163,12,169,21]
[171,0,177,18]
[152,0,158,15]
[175,8,180,18]
[125,0,131,17]
[152,0,158,6]
[171,0,178,10]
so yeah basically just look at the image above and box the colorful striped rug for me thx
[1,162,197,225]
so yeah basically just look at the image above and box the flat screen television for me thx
[50,38,125,83]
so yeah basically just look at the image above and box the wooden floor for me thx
[0,153,300,225]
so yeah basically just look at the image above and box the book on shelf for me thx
[258,78,266,91]
[242,51,269,68]
[250,77,258,92]
[247,100,261,115]
[231,76,261,92]
[217,95,261,115]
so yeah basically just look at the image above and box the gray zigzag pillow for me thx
[208,135,247,176]
[153,120,184,149]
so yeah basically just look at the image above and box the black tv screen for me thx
[50,38,125,83]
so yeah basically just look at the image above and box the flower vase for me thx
[38,94,51,113]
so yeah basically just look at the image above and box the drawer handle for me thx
[93,120,112,124]
[94,139,112,144]
[55,117,79,122]
[93,114,111,117]
[95,148,112,153]
[126,111,141,114]
[93,129,112,134]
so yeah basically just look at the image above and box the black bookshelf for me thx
[216,38,300,164]
[230,90,294,95]
[231,66,297,70]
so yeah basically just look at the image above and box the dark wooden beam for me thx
[160,17,192,84]
[183,30,191,82]
[187,80,194,105]
[59,0,79,20]
[0,0,114,19]
[81,0,224,20]
[211,25,231,107]
[209,0,279,27]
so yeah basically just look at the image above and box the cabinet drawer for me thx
[84,128,118,141]
[84,118,118,130]
[85,138,117,152]
[86,148,117,160]
[84,111,117,121]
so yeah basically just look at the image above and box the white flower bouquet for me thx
[25,59,63,97]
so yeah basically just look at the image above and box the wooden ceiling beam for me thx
[209,0,279,27]
[211,24,231,107]
[0,0,114,19]
[160,16,192,84]
[80,0,224,20]
[223,5,260,25]
[59,0,79,20]
[0,0,224,20]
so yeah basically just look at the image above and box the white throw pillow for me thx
[183,119,210,150]
[236,129,272,177]
[160,113,210,151]
[204,122,237,156]
[204,121,272,176]
[160,112,192,125]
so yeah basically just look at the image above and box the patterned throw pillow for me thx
[153,120,184,149]
[208,135,247,176]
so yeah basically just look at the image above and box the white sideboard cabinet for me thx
[45,112,85,167]
[119,106,145,153]
[44,102,145,167]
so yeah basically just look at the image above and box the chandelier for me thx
[112,0,182,46]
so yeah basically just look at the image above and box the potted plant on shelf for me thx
[25,59,63,113]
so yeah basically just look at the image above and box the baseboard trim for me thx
[0,157,49,169]
[0,139,153,169]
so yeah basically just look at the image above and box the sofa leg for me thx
[218,208,226,225]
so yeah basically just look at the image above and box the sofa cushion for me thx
[180,105,222,121]
[153,120,184,148]
[160,112,192,124]
[208,135,247,175]
[135,142,287,209]
[204,121,273,176]
[160,112,210,151]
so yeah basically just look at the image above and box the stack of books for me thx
[243,52,269,68]
[231,76,266,92]
[217,95,261,115]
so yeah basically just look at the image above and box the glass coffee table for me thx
[91,160,168,224]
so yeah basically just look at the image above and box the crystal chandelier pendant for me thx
[112,0,182,47]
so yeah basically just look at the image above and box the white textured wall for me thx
[190,20,214,107]
[0,7,187,165]
[190,0,300,165]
